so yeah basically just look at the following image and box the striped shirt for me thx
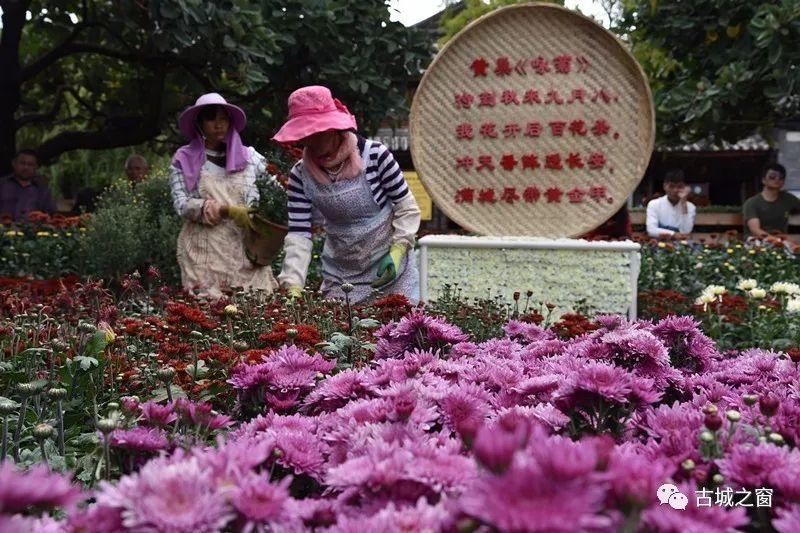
[287,136,410,238]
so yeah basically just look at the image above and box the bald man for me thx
[73,154,148,214]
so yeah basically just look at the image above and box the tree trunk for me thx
[0,1,29,175]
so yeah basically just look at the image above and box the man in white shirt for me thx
[646,169,696,239]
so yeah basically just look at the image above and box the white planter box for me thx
[418,235,641,320]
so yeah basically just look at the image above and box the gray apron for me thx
[299,157,419,305]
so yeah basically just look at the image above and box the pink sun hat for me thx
[178,93,247,140]
[272,86,358,143]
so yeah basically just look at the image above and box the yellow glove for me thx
[371,243,407,288]
[227,205,254,230]
[287,285,303,299]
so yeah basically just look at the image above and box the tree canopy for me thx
[619,0,800,144]
[0,0,431,173]
[438,0,564,45]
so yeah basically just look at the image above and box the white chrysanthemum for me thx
[695,292,716,306]
[707,285,727,296]
[770,282,800,295]
[737,279,758,291]
[748,288,767,299]
[787,298,800,313]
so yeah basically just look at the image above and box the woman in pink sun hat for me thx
[274,85,421,304]
[169,92,278,299]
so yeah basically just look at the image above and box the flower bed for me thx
[2,281,800,531]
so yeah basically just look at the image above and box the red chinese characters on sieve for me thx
[455,88,618,108]
[450,53,619,211]
[455,119,615,140]
[471,55,591,76]
[454,153,608,171]
[454,184,611,204]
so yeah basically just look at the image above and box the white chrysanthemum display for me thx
[770,282,800,295]
[736,279,758,291]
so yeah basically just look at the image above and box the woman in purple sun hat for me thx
[274,85,421,304]
[169,92,278,299]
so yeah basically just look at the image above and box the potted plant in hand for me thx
[243,177,290,266]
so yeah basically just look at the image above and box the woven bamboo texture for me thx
[410,3,654,237]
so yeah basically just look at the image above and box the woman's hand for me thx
[202,200,225,225]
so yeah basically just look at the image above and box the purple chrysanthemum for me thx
[774,505,800,533]
[718,443,789,488]
[230,473,292,531]
[640,481,748,533]
[472,417,528,474]
[327,499,449,532]
[304,370,373,413]
[554,361,633,410]
[459,459,610,532]
[0,463,81,514]
[375,311,468,358]
[65,502,125,532]
[272,428,327,480]
[109,427,170,453]
[95,454,233,532]
[504,320,555,343]
[138,401,177,427]
[227,361,272,391]
[440,385,490,443]
[603,444,674,508]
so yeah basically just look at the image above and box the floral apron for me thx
[300,165,419,305]
[176,166,277,299]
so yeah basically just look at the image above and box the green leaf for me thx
[159,3,180,19]
[769,43,782,64]
[82,331,108,360]
[357,318,381,329]
[75,356,99,371]
[150,385,187,403]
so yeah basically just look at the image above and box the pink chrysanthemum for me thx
[774,505,800,533]
[375,311,468,358]
[460,460,610,532]
[227,361,272,391]
[554,361,633,410]
[304,370,373,413]
[0,463,81,514]
[272,428,327,479]
[504,319,555,343]
[718,443,789,488]
[640,481,748,533]
[65,502,125,532]
[95,455,233,532]
[230,474,292,531]
[472,418,528,474]
[110,427,170,453]
[138,401,177,427]
[327,499,449,532]
[440,385,490,443]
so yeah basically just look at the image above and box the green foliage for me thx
[254,179,289,227]
[10,1,432,166]
[0,226,82,279]
[619,0,800,143]
[639,240,800,296]
[79,169,181,283]
[439,0,565,45]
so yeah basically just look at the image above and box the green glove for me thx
[227,205,254,230]
[371,243,407,288]
[287,285,303,299]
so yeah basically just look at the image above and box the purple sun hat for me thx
[178,93,247,140]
